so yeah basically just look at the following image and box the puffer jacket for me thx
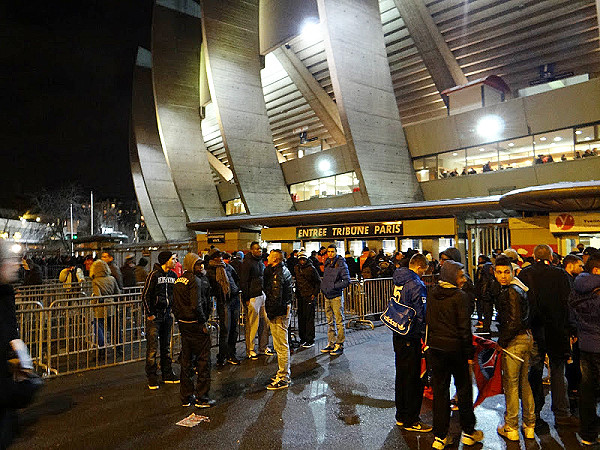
[264,262,293,320]
[294,259,321,299]
[321,255,350,299]
[569,272,600,353]
[239,253,264,302]
[496,278,530,348]
[392,267,427,340]
[90,260,121,319]
[172,253,212,324]
[475,261,495,304]
[426,282,474,359]
[142,263,177,318]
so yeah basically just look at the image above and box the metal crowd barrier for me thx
[15,277,397,377]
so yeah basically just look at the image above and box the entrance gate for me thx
[466,222,510,276]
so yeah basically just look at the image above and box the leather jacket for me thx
[496,279,529,348]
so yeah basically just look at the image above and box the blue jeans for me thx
[217,295,240,361]
[145,315,173,379]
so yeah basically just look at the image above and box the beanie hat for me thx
[439,260,464,285]
[209,248,222,260]
[158,251,174,265]
[441,247,462,263]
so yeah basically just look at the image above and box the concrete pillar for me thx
[152,5,224,222]
[131,62,191,240]
[200,0,294,215]
[392,0,467,93]
[317,0,423,205]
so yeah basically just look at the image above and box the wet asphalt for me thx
[12,323,586,449]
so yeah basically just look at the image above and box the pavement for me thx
[12,323,586,449]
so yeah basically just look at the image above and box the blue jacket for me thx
[392,267,427,340]
[321,255,350,299]
[569,272,600,353]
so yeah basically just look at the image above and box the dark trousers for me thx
[579,351,600,442]
[217,295,240,362]
[145,315,173,379]
[429,349,476,439]
[475,297,483,322]
[529,343,570,419]
[297,295,315,344]
[566,340,581,394]
[394,335,424,425]
[482,300,494,332]
[179,322,211,401]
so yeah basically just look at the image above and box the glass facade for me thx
[289,171,359,202]
[413,122,600,181]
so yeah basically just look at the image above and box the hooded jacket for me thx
[264,262,293,320]
[294,258,321,299]
[172,253,212,324]
[90,260,121,318]
[239,253,264,302]
[569,272,600,353]
[142,263,177,318]
[392,267,427,340]
[321,255,350,299]
[426,282,474,359]
[496,278,530,348]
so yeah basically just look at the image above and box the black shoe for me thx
[195,397,216,408]
[227,356,240,365]
[267,379,289,390]
[321,344,335,353]
[181,395,195,407]
[264,347,275,356]
[555,415,580,428]
[148,376,160,390]
[216,359,226,368]
[301,342,315,348]
[162,372,180,384]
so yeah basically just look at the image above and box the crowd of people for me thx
[4,239,600,448]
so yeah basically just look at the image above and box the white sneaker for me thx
[461,429,483,445]
[497,424,519,441]
[522,425,535,439]
[432,436,453,449]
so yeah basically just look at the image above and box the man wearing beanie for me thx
[173,253,214,408]
[142,251,178,389]
[439,247,477,328]
[294,251,321,348]
[427,260,483,448]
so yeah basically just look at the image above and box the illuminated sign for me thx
[550,212,600,233]
[296,222,403,240]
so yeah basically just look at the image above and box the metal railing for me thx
[16,277,397,377]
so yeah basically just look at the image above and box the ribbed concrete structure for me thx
[152,4,223,222]
[131,63,191,240]
[317,0,422,205]
[200,0,294,215]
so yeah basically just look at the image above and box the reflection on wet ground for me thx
[13,324,586,449]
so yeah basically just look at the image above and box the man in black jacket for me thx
[427,260,483,449]
[494,255,535,441]
[264,249,293,390]
[142,251,178,389]
[240,242,271,360]
[173,253,214,408]
[518,244,578,430]
[294,252,321,348]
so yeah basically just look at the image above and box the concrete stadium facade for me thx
[130,0,600,240]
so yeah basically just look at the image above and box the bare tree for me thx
[34,185,86,254]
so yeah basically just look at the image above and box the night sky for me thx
[2,1,152,211]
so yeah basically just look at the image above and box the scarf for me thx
[209,260,230,296]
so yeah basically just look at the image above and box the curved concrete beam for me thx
[129,123,166,242]
[152,5,224,222]
[131,63,192,240]
[317,0,423,205]
[200,0,294,215]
